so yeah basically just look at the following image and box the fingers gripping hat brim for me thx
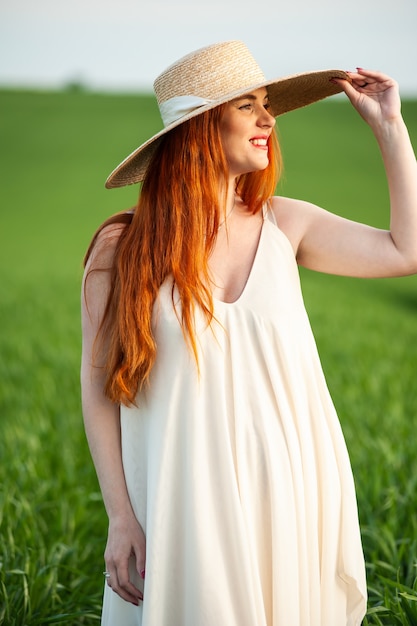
[105,41,349,189]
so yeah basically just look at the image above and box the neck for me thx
[218,193,236,229]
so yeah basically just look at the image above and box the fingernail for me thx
[140,568,146,579]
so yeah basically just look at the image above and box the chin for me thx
[231,157,269,177]
[244,160,270,175]
[251,161,269,173]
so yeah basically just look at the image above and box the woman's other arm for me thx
[274,69,417,278]
[81,225,145,605]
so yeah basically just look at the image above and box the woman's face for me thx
[220,87,276,178]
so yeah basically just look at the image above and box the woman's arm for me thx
[274,69,417,278]
[81,225,145,606]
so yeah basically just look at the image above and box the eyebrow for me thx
[232,93,269,103]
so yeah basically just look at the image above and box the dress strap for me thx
[263,199,277,225]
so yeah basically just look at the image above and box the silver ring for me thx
[103,571,111,578]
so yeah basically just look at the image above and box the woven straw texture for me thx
[154,41,266,105]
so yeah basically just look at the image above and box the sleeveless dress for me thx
[101,209,367,626]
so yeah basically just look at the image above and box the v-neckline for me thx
[213,217,266,306]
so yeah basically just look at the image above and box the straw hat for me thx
[106,40,349,189]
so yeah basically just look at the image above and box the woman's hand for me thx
[104,512,146,606]
[334,68,402,129]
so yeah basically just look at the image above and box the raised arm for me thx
[81,225,145,606]
[274,69,417,278]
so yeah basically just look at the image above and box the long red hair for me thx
[84,105,282,405]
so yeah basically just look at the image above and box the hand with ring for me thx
[103,512,146,606]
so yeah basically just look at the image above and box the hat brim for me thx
[105,69,350,189]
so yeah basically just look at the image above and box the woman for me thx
[81,41,417,625]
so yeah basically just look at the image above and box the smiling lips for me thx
[250,136,268,149]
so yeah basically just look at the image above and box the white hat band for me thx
[159,95,215,127]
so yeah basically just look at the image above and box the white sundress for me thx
[101,209,367,626]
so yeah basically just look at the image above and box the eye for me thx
[238,103,253,111]
[264,102,271,111]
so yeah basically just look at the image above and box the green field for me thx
[1,88,417,624]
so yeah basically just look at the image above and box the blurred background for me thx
[1,0,417,95]
[1,1,417,623]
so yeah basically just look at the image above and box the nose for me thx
[257,107,276,128]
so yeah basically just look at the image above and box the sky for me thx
[1,0,417,96]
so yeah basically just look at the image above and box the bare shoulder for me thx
[82,219,129,308]
[81,220,128,328]
[269,195,317,254]
[86,220,128,272]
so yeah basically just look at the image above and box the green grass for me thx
[1,88,417,624]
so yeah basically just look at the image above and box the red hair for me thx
[85,106,282,405]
